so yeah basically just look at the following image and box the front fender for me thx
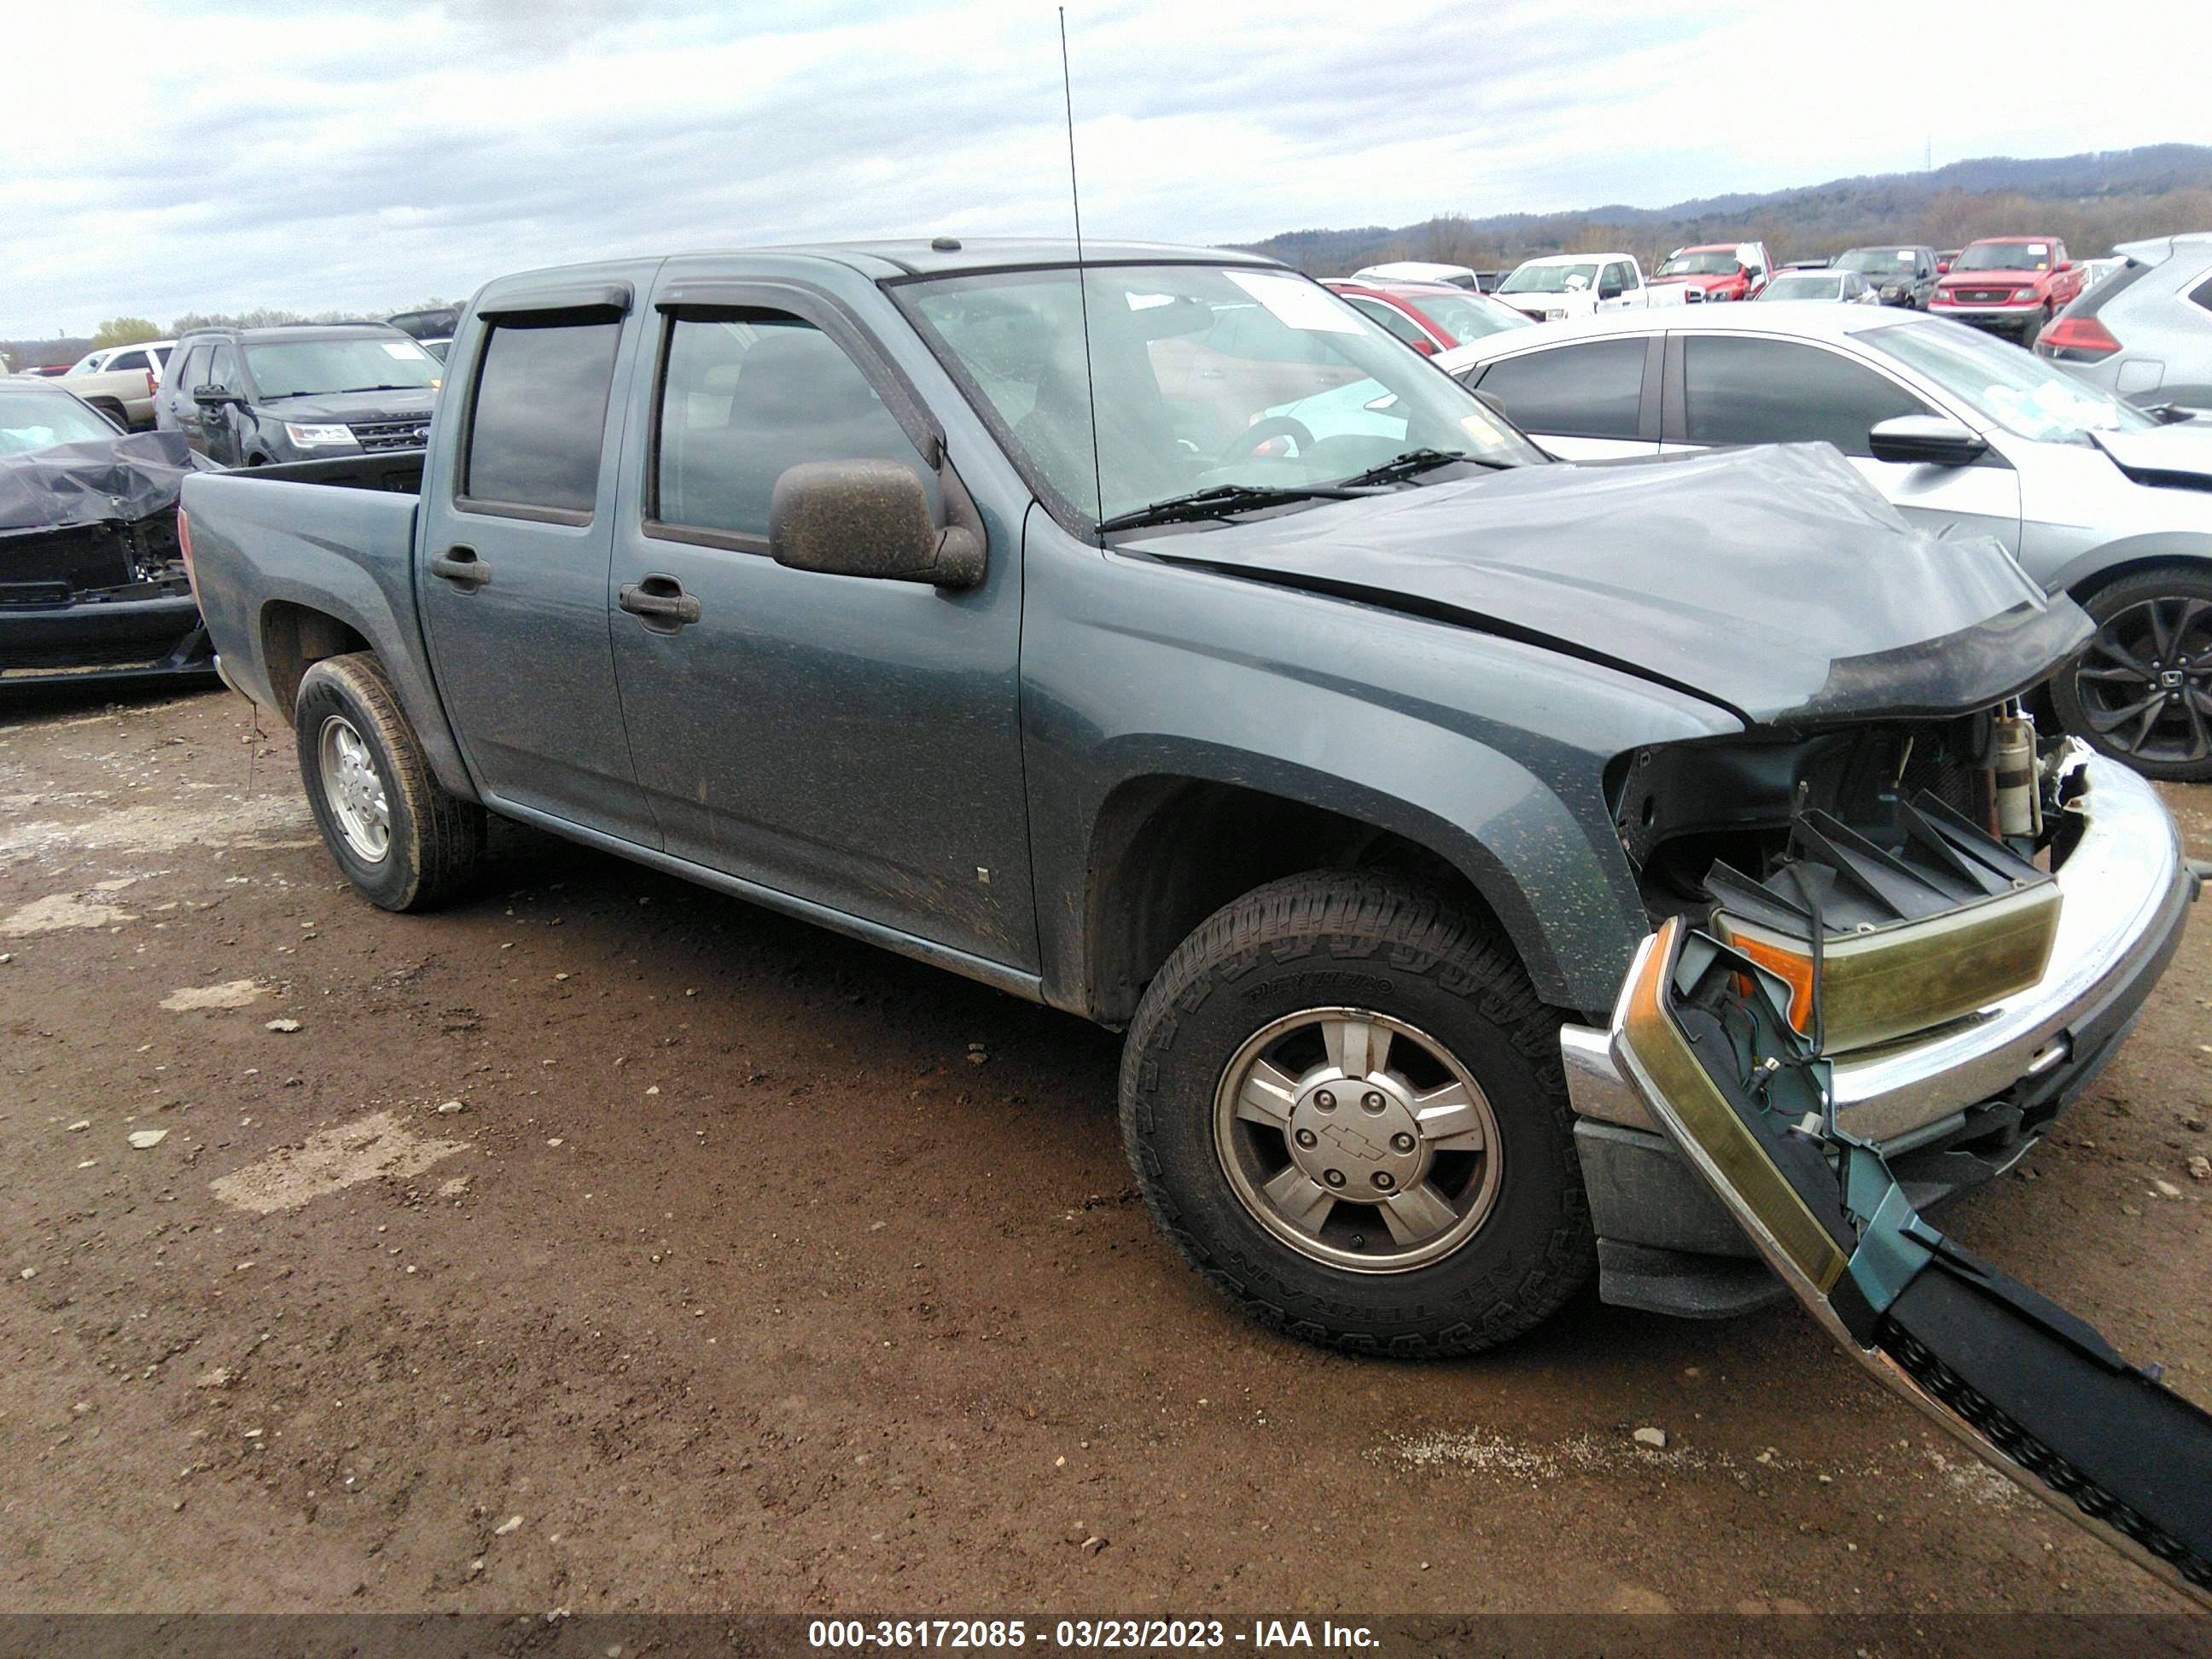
[2042,530,2212,600]
[1021,515,1741,1015]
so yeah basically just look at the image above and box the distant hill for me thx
[1,336,94,374]
[1236,143,2212,276]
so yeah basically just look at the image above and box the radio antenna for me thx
[1059,6,1106,533]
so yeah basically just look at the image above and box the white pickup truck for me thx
[1494,253,1688,323]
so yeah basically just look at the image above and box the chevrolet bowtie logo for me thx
[1318,1122,1386,1162]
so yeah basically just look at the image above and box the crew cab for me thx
[1930,236,2086,346]
[1495,253,1686,322]
[180,240,2192,1354]
[1649,242,1773,303]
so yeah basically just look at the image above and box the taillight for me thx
[146,370,157,400]
[2037,316,2122,358]
[178,508,201,606]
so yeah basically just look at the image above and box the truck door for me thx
[603,282,1036,971]
[414,280,659,845]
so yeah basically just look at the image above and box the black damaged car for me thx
[0,379,214,686]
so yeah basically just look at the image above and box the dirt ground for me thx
[3,684,2209,1621]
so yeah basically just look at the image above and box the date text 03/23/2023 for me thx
[806,1618,1381,1650]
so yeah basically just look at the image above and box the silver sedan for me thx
[1438,304,2212,779]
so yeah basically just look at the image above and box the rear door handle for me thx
[429,546,491,591]
[619,574,702,632]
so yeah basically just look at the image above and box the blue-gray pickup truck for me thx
[178,239,2196,1356]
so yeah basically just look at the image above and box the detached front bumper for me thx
[1558,750,2195,1316]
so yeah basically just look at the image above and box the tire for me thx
[2021,305,2049,350]
[89,399,126,430]
[294,652,486,910]
[1120,870,1593,1358]
[2051,565,2212,783]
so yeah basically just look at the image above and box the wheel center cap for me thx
[1286,1077,1426,1196]
[2160,667,2185,689]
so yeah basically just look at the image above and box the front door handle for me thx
[619,574,702,632]
[429,546,491,591]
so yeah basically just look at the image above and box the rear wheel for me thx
[294,652,486,909]
[2052,566,2212,782]
[1120,871,1593,1357]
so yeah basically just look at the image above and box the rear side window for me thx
[463,319,622,519]
[653,311,934,543]
[1682,337,1927,456]
[1474,339,1646,439]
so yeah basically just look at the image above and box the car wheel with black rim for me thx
[2052,566,2212,782]
[294,651,486,910]
[1120,870,1593,1357]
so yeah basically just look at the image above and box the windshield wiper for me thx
[1338,448,1482,487]
[1095,482,1373,534]
[329,385,422,394]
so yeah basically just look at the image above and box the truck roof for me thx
[493,237,1285,287]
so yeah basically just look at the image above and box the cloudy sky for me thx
[5,0,2207,337]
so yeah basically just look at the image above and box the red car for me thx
[1928,236,2086,346]
[19,364,73,377]
[1319,280,1533,354]
[1647,242,1774,302]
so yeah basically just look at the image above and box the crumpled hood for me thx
[259,388,436,426]
[1121,444,2091,727]
[0,430,212,535]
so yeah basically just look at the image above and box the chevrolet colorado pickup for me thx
[178,240,2195,1356]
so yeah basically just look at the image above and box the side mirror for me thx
[769,459,985,590]
[192,385,234,407]
[2056,259,2073,272]
[1868,415,1988,468]
[1936,260,1952,275]
[1410,336,1438,357]
[1473,389,1509,419]
[1597,283,1624,301]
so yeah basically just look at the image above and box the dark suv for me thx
[155,324,442,467]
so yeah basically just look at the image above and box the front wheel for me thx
[1120,871,1593,1357]
[295,652,486,910]
[2052,567,2212,781]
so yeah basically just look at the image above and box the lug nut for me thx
[1391,1132,1416,1152]
[1314,1090,1336,1111]
[1361,1091,1386,1113]
[1294,1128,1317,1149]
[1371,1172,1396,1190]
[1324,1169,1347,1188]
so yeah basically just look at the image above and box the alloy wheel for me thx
[317,713,392,863]
[1213,1007,1504,1273]
[2072,597,2212,765]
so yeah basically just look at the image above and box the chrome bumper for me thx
[1563,749,2192,1148]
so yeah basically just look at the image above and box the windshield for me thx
[1868,319,2155,443]
[1656,252,1738,276]
[1408,291,1531,341]
[1955,241,2052,272]
[898,264,1541,527]
[0,389,123,452]
[1759,275,1842,300]
[242,337,440,399]
[1837,248,1918,274]
[1499,262,1598,294]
